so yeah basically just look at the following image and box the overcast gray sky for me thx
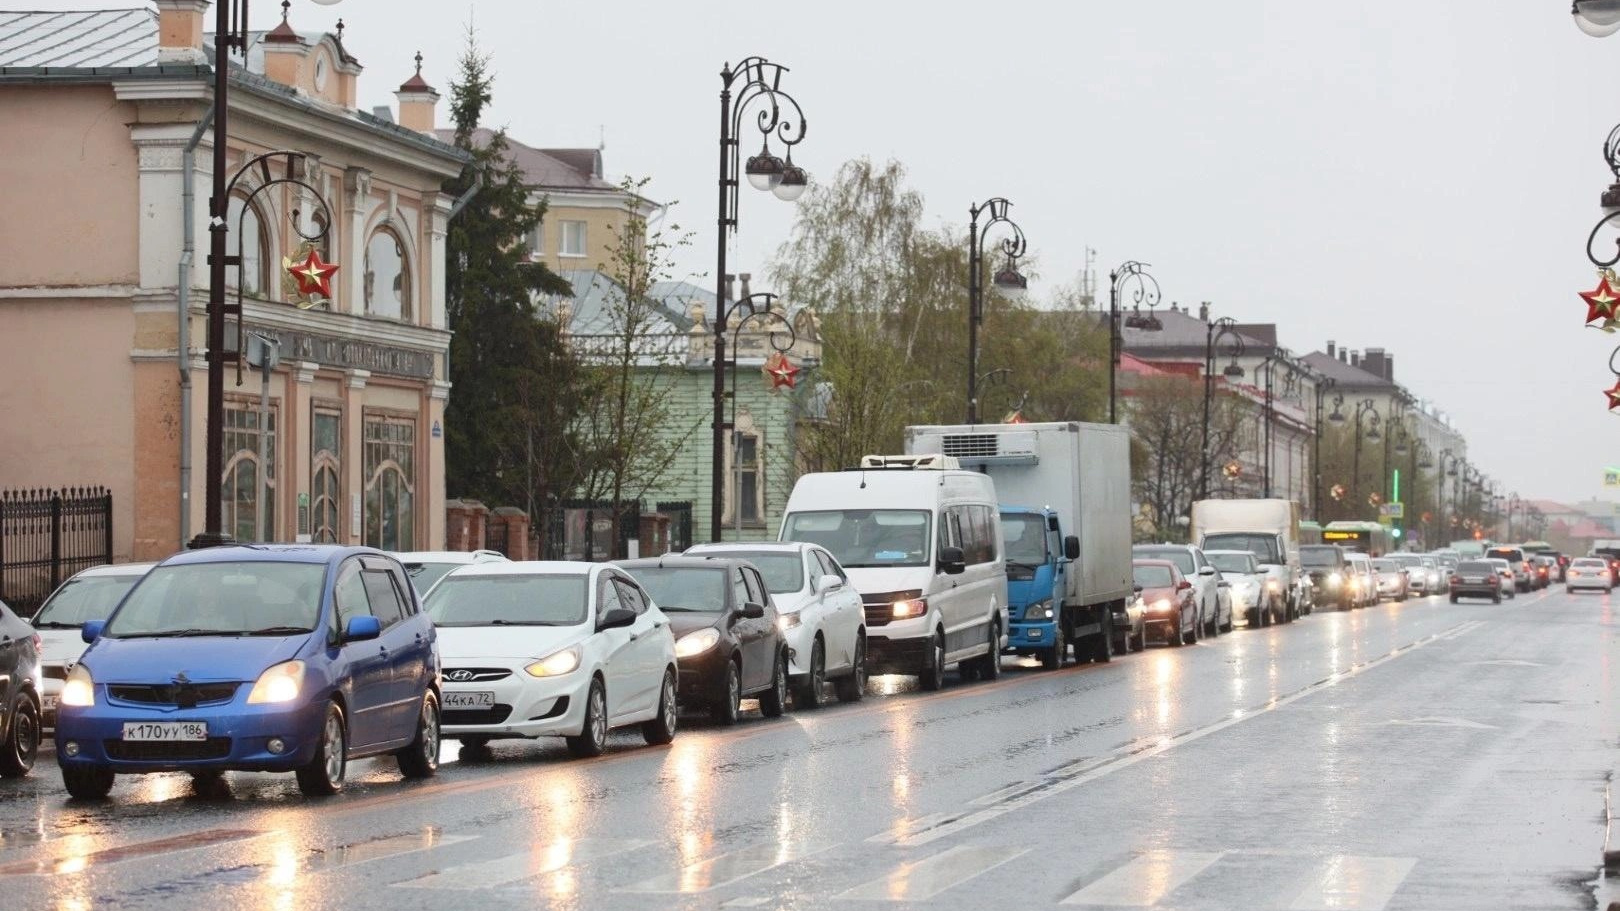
[21,0,1618,506]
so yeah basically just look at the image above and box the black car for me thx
[1300,545,1354,610]
[1449,560,1503,604]
[615,556,789,725]
[0,599,42,778]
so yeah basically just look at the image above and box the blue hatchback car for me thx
[55,545,441,799]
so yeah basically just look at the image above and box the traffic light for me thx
[1392,527,1403,540]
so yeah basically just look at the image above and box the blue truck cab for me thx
[1002,506,1068,668]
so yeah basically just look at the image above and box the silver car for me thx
[1484,558,1517,598]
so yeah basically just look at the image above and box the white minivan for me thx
[779,454,1007,691]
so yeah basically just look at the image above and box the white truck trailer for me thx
[1190,498,1305,625]
[905,422,1132,664]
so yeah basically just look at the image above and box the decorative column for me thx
[344,369,369,544]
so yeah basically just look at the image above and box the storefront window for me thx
[221,403,275,542]
[364,227,411,321]
[311,410,341,543]
[363,415,415,551]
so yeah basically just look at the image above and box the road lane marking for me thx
[881,620,1483,847]
[1060,850,1223,906]
[838,845,1028,901]
[1287,855,1415,911]
[864,813,953,844]
[617,842,829,893]
[0,828,266,876]
[394,837,648,890]
[1381,716,1496,729]
[299,828,474,874]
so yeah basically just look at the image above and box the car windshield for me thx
[688,552,804,594]
[1202,533,1280,563]
[1135,548,1195,574]
[782,510,931,568]
[1206,553,1255,575]
[1300,547,1340,567]
[1002,514,1048,566]
[1390,555,1422,567]
[1372,559,1398,572]
[32,574,144,627]
[405,561,460,593]
[1575,558,1607,567]
[624,567,727,612]
[1457,561,1493,573]
[104,561,324,638]
[1133,564,1174,588]
[1487,549,1522,562]
[425,574,587,626]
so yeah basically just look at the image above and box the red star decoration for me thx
[1606,379,1620,411]
[287,248,340,299]
[1581,274,1620,324]
[763,351,800,390]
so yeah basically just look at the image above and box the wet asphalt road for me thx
[3,587,1617,911]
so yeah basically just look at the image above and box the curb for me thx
[1606,771,1620,874]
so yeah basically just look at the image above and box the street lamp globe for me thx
[1367,425,1381,442]
[1575,0,1620,36]
[308,0,345,5]
[745,147,785,191]
[992,263,1029,300]
[772,161,808,201]
[1222,362,1244,379]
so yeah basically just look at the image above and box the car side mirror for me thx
[343,615,381,643]
[1063,536,1080,561]
[816,574,843,593]
[1132,583,1144,594]
[81,620,105,644]
[738,602,766,620]
[599,607,636,630]
[1198,566,1217,577]
[1217,580,1231,588]
[939,546,966,575]
[1177,580,1193,591]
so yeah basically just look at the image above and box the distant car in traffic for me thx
[1132,544,1230,637]
[1531,555,1558,590]
[1386,553,1428,596]
[1371,558,1410,602]
[1484,558,1518,599]
[392,549,508,597]
[55,545,442,799]
[1344,552,1376,608]
[1486,546,1532,593]
[1566,557,1614,594]
[1132,559,1198,646]
[1301,544,1353,610]
[1205,549,1278,627]
[1449,560,1504,604]
[0,598,42,778]
[424,561,677,758]
[615,556,789,724]
[685,542,867,705]
[28,562,155,728]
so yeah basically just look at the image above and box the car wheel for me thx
[796,639,826,708]
[0,695,39,778]
[1132,624,1147,652]
[920,630,947,691]
[567,678,609,757]
[61,764,114,800]
[710,662,742,725]
[296,702,347,797]
[642,669,678,745]
[1493,593,1502,604]
[396,691,440,780]
[759,651,789,718]
[981,621,1004,678]
[1450,594,1459,604]
[835,636,867,703]
[1041,621,1067,670]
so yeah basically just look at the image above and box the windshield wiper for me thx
[244,626,313,636]
[115,628,226,638]
[485,619,565,626]
[31,620,81,629]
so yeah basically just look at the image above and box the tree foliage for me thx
[1126,376,1246,542]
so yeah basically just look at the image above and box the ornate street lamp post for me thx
[1327,396,1380,520]
[965,198,1027,425]
[1200,317,1245,499]
[1312,376,1337,519]
[1108,261,1160,424]
[709,57,808,543]
[720,292,796,540]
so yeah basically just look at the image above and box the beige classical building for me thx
[0,2,467,561]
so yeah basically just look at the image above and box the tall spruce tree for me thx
[443,34,581,514]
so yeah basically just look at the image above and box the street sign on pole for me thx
[1379,502,1404,520]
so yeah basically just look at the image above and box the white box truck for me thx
[1190,498,1305,624]
[904,422,1132,665]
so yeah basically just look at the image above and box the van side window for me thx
[939,508,963,556]
[956,505,996,565]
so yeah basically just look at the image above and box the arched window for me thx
[364,227,411,320]
[220,402,275,542]
[226,194,269,297]
[363,415,416,550]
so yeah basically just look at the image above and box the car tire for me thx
[1450,594,1459,604]
[62,763,114,800]
[835,637,867,703]
[759,650,789,718]
[0,694,40,778]
[1222,609,1235,633]
[796,639,826,708]
[1493,593,1502,604]
[642,669,678,745]
[1042,621,1067,670]
[567,678,610,757]
[981,621,1004,678]
[395,691,440,780]
[1132,625,1147,652]
[920,630,947,691]
[296,702,347,797]
[710,662,742,725]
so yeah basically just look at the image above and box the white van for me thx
[779,454,1007,691]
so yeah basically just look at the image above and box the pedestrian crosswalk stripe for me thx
[1287,855,1415,911]
[299,828,474,874]
[0,828,266,877]
[838,844,1029,901]
[1061,850,1224,906]
[617,842,829,893]
[393,837,651,890]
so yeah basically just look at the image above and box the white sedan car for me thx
[685,542,867,707]
[27,562,154,726]
[1567,557,1614,593]
[423,561,677,758]
[392,549,508,598]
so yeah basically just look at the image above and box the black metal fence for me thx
[0,487,113,617]
[656,501,694,554]
[541,500,643,562]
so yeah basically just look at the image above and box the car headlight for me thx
[1151,598,1173,613]
[525,646,582,678]
[1327,572,1342,587]
[674,628,721,659]
[60,664,94,708]
[1026,600,1054,621]
[1265,578,1281,591]
[891,597,927,619]
[777,611,802,632]
[247,659,306,704]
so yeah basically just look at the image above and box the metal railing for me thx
[0,486,113,616]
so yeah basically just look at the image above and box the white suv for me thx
[392,550,509,598]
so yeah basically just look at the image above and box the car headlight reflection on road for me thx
[777,611,802,632]
[525,646,582,678]
[60,664,94,708]
[247,659,306,704]
[674,627,721,659]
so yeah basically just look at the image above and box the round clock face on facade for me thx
[314,54,329,92]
